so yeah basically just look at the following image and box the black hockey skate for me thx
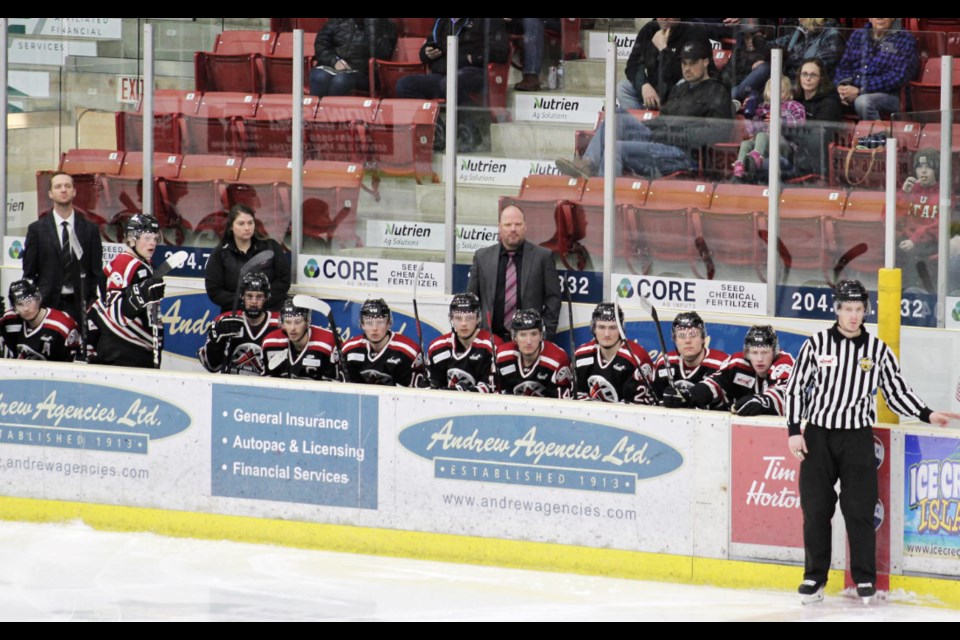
[798,579,825,604]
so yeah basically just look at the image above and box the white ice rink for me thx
[0,520,957,621]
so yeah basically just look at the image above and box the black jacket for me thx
[313,18,398,73]
[648,77,734,149]
[420,18,509,74]
[786,90,844,176]
[204,236,290,313]
[21,209,104,311]
[623,21,717,97]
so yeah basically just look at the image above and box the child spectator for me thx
[898,148,940,289]
[733,76,806,179]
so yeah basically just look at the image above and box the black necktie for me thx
[61,221,72,267]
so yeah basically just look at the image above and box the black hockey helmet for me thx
[360,298,391,325]
[744,324,779,355]
[9,279,40,308]
[280,296,309,323]
[125,212,160,243]
[834,279,871,314]
[448,292,480,319]
[590,302,624,334]
[240,272,270,318]
[671,311,706,341]
[511,308,544,337]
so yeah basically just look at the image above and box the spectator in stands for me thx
[785,57,844,178]
[898,148,940,290]
[724,21,773,115]
[616,18,716,111]
[508,18,562,92]
[204,204,290,314]
[733,77,806,180]
[556,40,733,178]
[309,19,397,98]
[395,18,509,106]
[833,18,918,121]
[772,19,845,83]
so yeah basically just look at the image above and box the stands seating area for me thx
[497,176,908,284]
[26,18,951,293]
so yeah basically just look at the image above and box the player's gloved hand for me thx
[661,385,691,408]
[210,316,245,343]
[454,381,478,392]
[734,393,776,416]
[127,276,166,312]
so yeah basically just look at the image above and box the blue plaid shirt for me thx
[834,25,918,94]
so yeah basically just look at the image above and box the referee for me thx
[784,280,958,604]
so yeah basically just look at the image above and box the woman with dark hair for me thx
[786,57,844,178]
[204,204,290,313]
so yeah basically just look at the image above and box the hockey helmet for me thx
[590,302,624,334]
[240,272,270,318]
[833,279,871,314]
[448,292,480,319]
[125,213,160,243]
[511,308,544,337]
[671,311,706,341]
[280,296,309,323]
[743,324,779,355]
[360,298,391,325]
[8,279,40,308]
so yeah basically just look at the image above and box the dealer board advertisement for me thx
[730,423,803,561]
[0,367,205,510]
[392,395,726,554]
[903,433,960,575]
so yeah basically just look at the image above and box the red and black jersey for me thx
[651,347,728,407]
[91,251,157,365]
[341,332,422,387]
[426,329,500,392]
[495,340,573,398]
[199,311,281,375]
[0,308,79,361]
[574,339,656,404]
[262,325,339,381]
[697,351,795,414]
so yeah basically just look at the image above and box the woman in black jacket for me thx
[786,57,844,178]
[205,204,290,313]
[309,18,398,98]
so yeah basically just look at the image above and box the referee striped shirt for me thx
[785,323,932,436]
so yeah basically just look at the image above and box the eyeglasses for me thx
[800,72,821,78]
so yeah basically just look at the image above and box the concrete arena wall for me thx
[0,350,957,608]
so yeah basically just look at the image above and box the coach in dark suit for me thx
[467,204,561,341]
[21,172,104,324]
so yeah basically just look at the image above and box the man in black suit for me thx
[467,205,561,342]
[21,172,104,327]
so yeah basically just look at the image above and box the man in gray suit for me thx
[467,205,561,341]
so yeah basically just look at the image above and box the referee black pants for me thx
[799,424,878,585]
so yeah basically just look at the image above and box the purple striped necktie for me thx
[504,251,517,327]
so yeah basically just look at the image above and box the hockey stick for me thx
[831,242,868,285]
[292,294,347,381]
[150,250,188,367]
[564,284,579,395]
[634,294,676,389]
[915,260,935,294]
[613,296,658,402]
[412,263,432,388]
[694,236,716,281]
[220,250,275,374]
